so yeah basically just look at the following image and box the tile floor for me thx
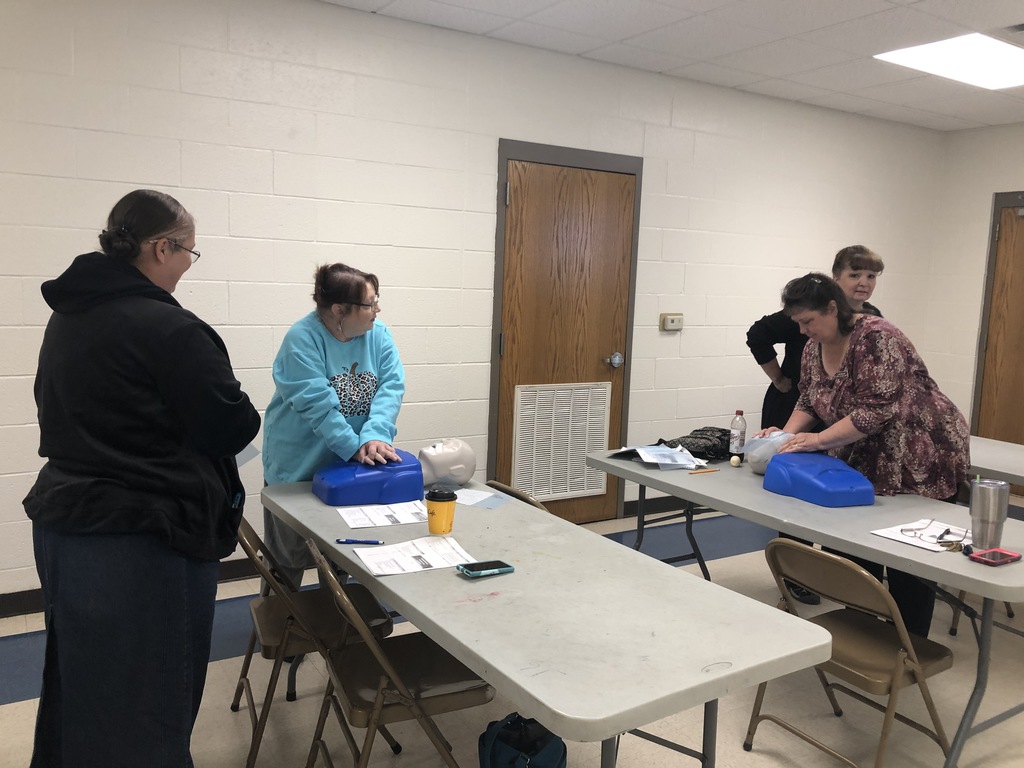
[1,516,1022,767]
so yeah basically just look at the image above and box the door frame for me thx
[486,139,643,516]
[970,190,1024,432]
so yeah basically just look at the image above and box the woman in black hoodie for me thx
[24,189,261,768]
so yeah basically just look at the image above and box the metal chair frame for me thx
[744,538,954,768]
[230,518,393,768]
[485,479,550,510]
[305,540,495,768]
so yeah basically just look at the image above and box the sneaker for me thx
[785,580,821,605]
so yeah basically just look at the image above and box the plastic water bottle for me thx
[729,410,747,461]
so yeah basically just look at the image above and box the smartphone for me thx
[967,548,1022,566]
[456,560,515,578]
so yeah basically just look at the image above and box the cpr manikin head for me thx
[418,438,477,486]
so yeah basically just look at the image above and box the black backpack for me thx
[657,426,731,460]
[479,712,567,768]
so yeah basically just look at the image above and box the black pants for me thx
[32,524,217,767]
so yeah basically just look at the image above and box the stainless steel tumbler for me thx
[969,478,1009,550]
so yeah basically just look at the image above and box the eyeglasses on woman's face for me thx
[355,296,380,310]
[171,240,201,263]
[149,238,201,263]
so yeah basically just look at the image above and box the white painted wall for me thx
[0,0,1014,594]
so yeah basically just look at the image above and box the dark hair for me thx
[782,272,856,335]
[312,263,379,310]
[98,189,195,261]
[831,244,884,277]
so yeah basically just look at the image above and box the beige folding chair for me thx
[485,479,549,511]
[305,540,496,768]
[230,518,394,768]
[744,538,953,768]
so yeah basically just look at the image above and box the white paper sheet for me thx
[454,488,493,505]
[871,518,972,552]
[337,500,428,528]
[610,444,708,470]
[353,536,475,576]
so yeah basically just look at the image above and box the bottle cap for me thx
[735,409,743,415]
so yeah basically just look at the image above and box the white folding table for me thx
[262,481,830,768]
[587,449,1024,768]
[970,435,1024,486]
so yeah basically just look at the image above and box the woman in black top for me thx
[746,245,884,430]
[24,189,261,767]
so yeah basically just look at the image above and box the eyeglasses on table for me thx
[899,519,969,548]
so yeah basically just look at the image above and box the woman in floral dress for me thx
[759,272,969,637]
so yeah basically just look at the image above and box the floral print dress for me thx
[795,315,969,498]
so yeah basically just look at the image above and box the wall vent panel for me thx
[512,382,610,501]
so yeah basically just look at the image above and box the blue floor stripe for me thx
[605,514,776,562]
[0,630,45,706]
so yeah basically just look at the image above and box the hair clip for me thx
[810,276,822,284]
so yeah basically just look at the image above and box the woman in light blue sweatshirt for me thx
[262,263,405,583]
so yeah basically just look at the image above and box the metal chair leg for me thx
[286,653,305,701]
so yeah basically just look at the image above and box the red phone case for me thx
[968,547,1022,566]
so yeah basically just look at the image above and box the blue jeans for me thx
[31,524,218,768]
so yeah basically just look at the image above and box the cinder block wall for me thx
[0,0,1012,595]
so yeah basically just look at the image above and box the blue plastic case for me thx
[312,448,424,506]
[762,453,874,508]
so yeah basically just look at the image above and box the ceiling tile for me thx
[490,21,608,55]
[648,0,739,12]
[853,76,984,106]
[628,13,782,59]
[436,0,561,18]
[380,0,511,34]
[527,0,694,40]
[586,43,695,72]
[910,0,1024,32]
[738,78,833,101]
[704,0,892,37]
[712,37,857,78]
[797,6,968,55]
[787,57,922,91]
[321,0,391,10]
[799,91,892,113]
[666,61,764,87]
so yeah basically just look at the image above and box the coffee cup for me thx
[970,478,1009,550]
[425,487,457,535]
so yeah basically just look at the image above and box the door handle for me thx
[603,352,624,368]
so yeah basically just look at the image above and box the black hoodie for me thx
[24,252,262,561]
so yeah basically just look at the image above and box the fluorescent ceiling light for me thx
[874,33,1024,90]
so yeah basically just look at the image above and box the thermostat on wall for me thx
[659,313,684,331]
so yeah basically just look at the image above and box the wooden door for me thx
[975,199,1024,492]
[493,157,636,523]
